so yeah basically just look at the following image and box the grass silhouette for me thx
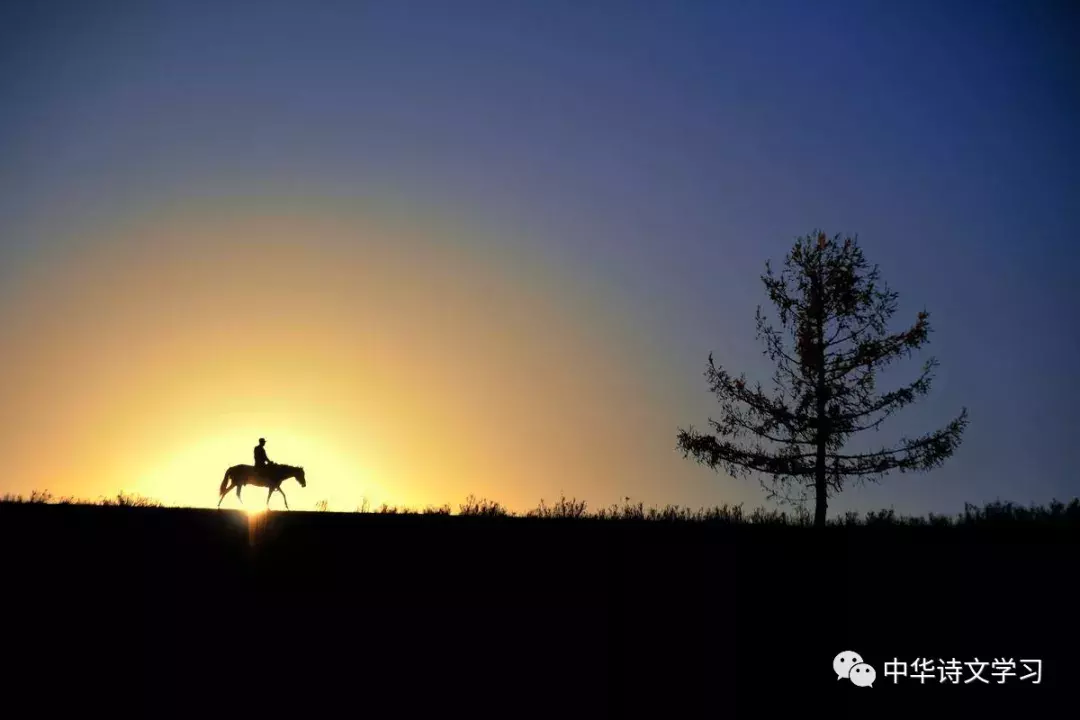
[1,489,162,507]
[4,488,1077,528]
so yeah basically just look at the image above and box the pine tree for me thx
[676,231,969,527]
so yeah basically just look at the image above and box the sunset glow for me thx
[0,199,703,513]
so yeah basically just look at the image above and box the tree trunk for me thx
[812,263,829,529]
[814,418,828,528]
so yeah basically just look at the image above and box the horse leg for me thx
[236,484,243,504]
[266,487,273,508]
[278,487,289,510]
[217,482,231,507]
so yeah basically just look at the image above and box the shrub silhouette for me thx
[458,494,508,517]
[527,495,589,519]
[1,489,75,504]
[99,492,162,507]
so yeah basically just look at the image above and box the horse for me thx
[218,462,307,510]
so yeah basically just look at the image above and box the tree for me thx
[676,231,968,528]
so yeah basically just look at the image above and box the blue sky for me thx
[1,0,1077,515]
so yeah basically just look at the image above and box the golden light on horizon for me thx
[244,506,269,548]
[0,198,715,514]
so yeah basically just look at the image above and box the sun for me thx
[243,506,272,547]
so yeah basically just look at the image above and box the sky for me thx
[1,0,1077,516]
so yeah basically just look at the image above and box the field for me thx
[3,495,1077,717]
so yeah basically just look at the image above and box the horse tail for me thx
[220,468,231,495]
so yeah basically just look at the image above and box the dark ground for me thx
[2,503,1076,718]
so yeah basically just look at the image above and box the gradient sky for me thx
[1,0,1077,515]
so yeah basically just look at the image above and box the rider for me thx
[254,438,272,476]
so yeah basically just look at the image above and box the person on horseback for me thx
[254,438,273,477]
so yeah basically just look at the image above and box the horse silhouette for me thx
[218,462,307,510]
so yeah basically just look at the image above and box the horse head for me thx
[295,466,307,488]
